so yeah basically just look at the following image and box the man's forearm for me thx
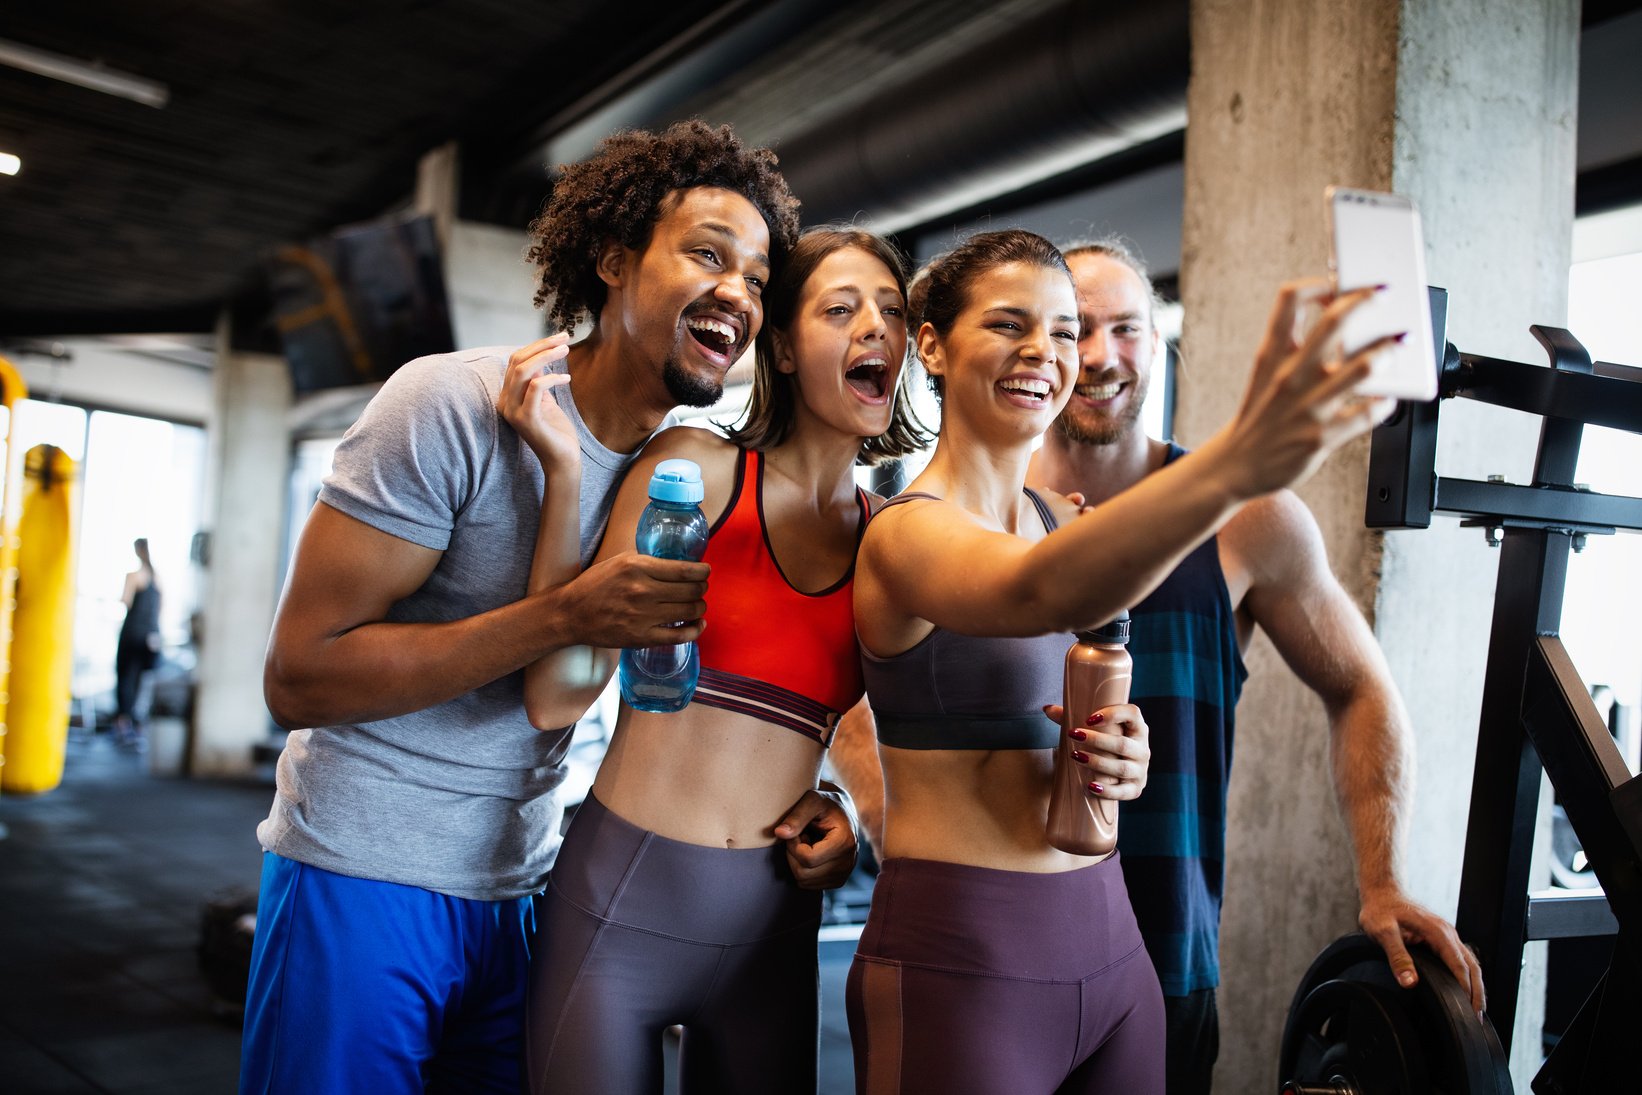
[1327,687,1415,897]
[264,591,580,730]
[828,700,887,854]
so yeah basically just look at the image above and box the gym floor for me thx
[0,726,861,1093]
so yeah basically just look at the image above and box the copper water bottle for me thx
[1046,611,1131,856]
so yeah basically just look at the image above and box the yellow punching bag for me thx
[2,445,79,794]
[0,355,27,790]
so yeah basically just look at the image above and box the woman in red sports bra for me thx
[519,227,930,1093]
[845,229,1398,1094]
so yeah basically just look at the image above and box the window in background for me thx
[9,398,88,464]
[73,408,206,717]
[1561,204,1642,774]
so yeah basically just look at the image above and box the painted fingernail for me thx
[1071,751,1089,764]
[1374,282,1390,291]
[1393,331,1409,343]
[1087,712,1105,726]
[1088,782,1105,794]
[1069,729,1088,742]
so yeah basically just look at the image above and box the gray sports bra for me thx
[860,488,1072,750]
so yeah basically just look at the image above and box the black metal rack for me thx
[1364,289,1642,1093]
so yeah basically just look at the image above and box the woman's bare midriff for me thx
[591,701,827,849]
[879,745,1109,873]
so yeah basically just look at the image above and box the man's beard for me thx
[1052,371,1148,446]
[1052,406,1140,446]
[663,356,725,408]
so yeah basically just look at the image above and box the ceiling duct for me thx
[773,1,1189,233]
[475,1,1190,237]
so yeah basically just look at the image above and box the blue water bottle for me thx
[618,458,709,713]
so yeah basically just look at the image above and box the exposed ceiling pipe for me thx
[0,37,169,108]
[774,1,1189,233]
[475,1,1190,235]
[528,0,840,170]
[472,0,845,224]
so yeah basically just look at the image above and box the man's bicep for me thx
[1236,494,1390,707]
[273,502,443,645]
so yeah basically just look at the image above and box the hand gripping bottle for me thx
[1046,611,1131,856]
[618,459,709,713]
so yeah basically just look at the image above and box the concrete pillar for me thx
[416,142,543,348]
[447,221,546,349]
[415,141,459,253]
[190,326,291,778]
[1177,1,1577,1089]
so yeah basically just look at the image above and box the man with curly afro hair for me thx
[242,121,852,1095]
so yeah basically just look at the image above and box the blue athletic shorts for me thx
[239,852,537,1094]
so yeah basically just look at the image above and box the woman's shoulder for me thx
[634,426,746,522]
[861,490,977,550]
[642,423,736,463]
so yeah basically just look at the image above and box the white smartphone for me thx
[1326,187,1438,401]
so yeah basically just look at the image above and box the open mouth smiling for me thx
[998,376,1054,404]
[685,315,742,362]
[1073,379,1126,402]
[846,354,890,400]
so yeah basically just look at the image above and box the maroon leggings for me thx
[525,794,822,1095]
[847,854,1165,1094]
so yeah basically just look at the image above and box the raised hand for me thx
[1212,281,1400,500]
[498,333,578,470]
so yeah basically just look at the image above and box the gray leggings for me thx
[525,794,822,1095]
[847,854,1166,1094]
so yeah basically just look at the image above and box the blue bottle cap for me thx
[648,458,705,504]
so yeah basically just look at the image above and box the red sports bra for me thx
[693,448,868,746]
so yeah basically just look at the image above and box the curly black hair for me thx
[527,120,801,332]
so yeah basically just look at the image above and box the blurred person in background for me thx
[112,537,160,747]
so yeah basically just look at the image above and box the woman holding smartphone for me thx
[847,229,1394,1093]
[504,226,929,1094]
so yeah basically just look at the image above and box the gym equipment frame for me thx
[1281,288,1642,1094]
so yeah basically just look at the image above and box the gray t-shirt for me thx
[257,346,667,900]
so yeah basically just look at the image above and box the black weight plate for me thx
[1279,933,1511,1095]
[1409,941,1511,1093]
[1285,977,1428,1094]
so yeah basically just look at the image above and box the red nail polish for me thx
[1069,729,1087,741]
[1087,712,1105,726]
[1088,782,1105,795]
[1072,751,1089,764]
[1373,282,1390,291]
[1393,331,1409,343]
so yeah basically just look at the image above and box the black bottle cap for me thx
[1075,609,1130,646]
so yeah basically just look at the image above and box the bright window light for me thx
[0,152,19,176]
[1561,204,1642,774]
